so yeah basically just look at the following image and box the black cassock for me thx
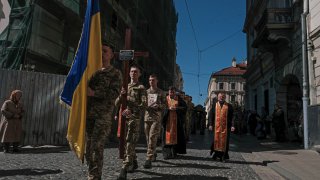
[208,101,233,160]
[161,96,187,159]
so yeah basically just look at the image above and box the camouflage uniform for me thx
[116,82,147,170]
[144,88,166,161]
[86,66,122,180]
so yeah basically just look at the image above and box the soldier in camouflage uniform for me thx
[143,74,166,169]
[86,42,123,180]
[116,66,147,180]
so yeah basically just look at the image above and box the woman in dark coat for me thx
[272,104,286,142]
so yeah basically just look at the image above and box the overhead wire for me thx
[182,1,244,104]
[184,0,202,102]
[200,29,242,53]
[184,0,200,51]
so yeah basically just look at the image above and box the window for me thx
[268,0,292,8]
[231,95,236,103]
[231,83,236,90]
[219,83,224,90]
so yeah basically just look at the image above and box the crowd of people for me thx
[0,41,302,180]
[229,103,303,143]
[82,42,205,180]
[83,42,237,180]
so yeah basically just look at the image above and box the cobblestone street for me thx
[0,131,267,180]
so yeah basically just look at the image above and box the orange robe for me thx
[165,95,178,145]
[214,102,229,152]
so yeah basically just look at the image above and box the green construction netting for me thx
[0,0,80,70]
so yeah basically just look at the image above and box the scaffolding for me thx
[0,0,81,73]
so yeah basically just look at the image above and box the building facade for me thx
[309,0,320,104]
[205,58,247,114]
[0,0,83,74]
[243,0,304,142]
[0,0,178,90]
[307,0,320,148]
[174,63,184,91]
[102,0,178,90]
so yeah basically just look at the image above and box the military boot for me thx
[152,153,157,162]
[117,168,127,180]
[127,160,138,173]
[133,160,138,169]
[2,143,9,153]
[12,142,20,153]
[220,156,226,162]
[143,160,152,169]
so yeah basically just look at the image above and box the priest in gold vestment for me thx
[208,93,234,161]
[162,86,187,159]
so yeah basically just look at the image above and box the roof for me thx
[212,63,247,76]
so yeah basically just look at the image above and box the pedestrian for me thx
[162,86,187,159]
[143,74,166,169]
[0,90,24,153]
[272,104,286,142]
[261,106,271,138]
[117,66,147,180]
[199,107,206,135]
[208,92,234,162]
[184,95,194,141]
[178,91,187,133]
[255,116,266,140]
[85,41,123,180]
[233,102,243,134]
[248,110,258,136]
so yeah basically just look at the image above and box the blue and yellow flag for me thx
[60,0,102,162]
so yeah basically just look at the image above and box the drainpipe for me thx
[301,0,309,149]
[306,12,316,105]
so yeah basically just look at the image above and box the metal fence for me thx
[308,105,320,148]
[0,69,69,146]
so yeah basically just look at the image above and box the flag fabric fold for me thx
[60,0,102,162]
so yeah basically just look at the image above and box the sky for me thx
[173,0,247,105]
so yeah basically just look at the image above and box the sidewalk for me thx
[236,135,320,180]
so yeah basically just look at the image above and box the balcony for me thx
[252,8,294,48]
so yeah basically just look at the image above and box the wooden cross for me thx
[116,28,149,159]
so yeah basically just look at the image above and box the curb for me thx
[312,145,320,153]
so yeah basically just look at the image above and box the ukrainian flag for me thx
[60,0,102,162]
